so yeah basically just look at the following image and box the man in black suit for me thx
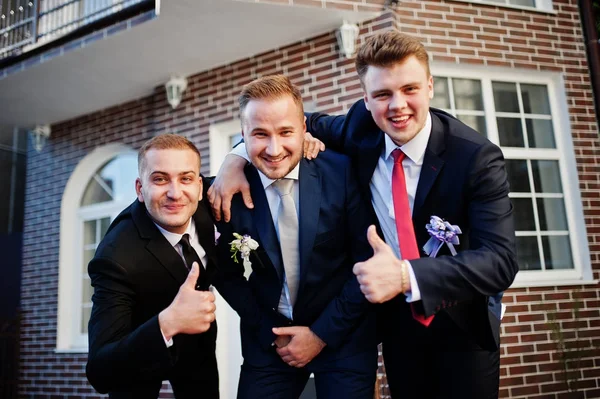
[213,75,377,398]
[86,134,219,398]
[209,32,518,399]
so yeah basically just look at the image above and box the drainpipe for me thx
[580,0,600,132]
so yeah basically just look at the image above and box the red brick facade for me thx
[19,1,599,398]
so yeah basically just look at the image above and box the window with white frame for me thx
[453,0,553,12]
[430,67,591,286]
[57,144,137,351]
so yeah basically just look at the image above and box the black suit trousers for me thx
[381,300,500,399]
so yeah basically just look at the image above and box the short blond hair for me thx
[355,31,430,82]
[138,134,201,175]
[238,75,304,121]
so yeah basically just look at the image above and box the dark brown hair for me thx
[355,31,430,81]
[138,134,201,175]
[238,74,304,121]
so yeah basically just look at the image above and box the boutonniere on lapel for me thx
[230,233,259,269]
[423,215,462,257]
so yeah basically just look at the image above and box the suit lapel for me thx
[193,200,218,287]
[413,113,446,218]
[246,166,285,282]
[131,200,188,285]
[357,130,385,200]
[298,159,321,294]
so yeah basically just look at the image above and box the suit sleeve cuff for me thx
[160,327,174,348]
[404,260,421,302]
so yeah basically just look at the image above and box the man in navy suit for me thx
[213,75,378,399]
[209,32,518,399]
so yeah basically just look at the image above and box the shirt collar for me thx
[257,162,300,189]
[384,112,432,164]
[154,217,196,247]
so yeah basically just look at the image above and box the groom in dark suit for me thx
[213,75,377,399]
[86,134,219,398]
[209,32,518,398]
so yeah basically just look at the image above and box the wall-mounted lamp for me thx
[165,76,188,109]
[336,20,359,59]
[30,124,51,152]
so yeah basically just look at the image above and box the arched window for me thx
[57,144,137,351]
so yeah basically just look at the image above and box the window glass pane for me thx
[505,160,530,192]
[516,236,541,270]
[80,153,137,206]
[453,79,483,110]
[432,77,450,109]
[83,248,95,274]
[82,279,93,305]
[532,160,563,193]
[497,117,524,147]
[493,82,519,113]
[542,236,574,270]
[537,198,568,231]
[81,176,113,206]
[510,0,535,6]
[84,220,96,245]
[457,115,486,136]
[100,217,111,238]
[526,119,556,148]
[230,133,243,149]
[512,198,536,231]
[81,305,92,334]
[521,84,551,115]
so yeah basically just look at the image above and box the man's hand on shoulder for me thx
[207,154,253,222]
[303,132,325,160]
[159,262,216,340]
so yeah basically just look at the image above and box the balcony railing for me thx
[0,0,147,60]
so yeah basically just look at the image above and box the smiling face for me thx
[242,95,305,180]
[135,148,202,234]
[362,55,433,147]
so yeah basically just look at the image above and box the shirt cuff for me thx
[160,328,174,348]
[404,260,421,302]
[230,142,250,162]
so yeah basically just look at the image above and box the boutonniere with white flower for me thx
[230,233,259,268]
[423,215,462,257]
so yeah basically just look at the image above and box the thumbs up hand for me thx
[158,262,217,340]
[353,225,410,303]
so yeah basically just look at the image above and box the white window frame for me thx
[431,64,593,287]
[56,143,135,352]
[451,0,554,13]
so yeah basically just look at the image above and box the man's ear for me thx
[198,177,203,201]
[428,75,434,100]
[363,93,371,111]
[135,178,144,202]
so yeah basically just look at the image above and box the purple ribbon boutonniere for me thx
[423,215,462,257]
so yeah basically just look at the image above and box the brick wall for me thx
[18,0,599,398]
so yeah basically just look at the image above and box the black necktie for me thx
[179,233,207,291]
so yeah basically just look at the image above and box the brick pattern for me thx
[18,0,599,398]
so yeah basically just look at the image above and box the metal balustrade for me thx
[0,0,145,60]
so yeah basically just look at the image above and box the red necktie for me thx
[391,149,434,327]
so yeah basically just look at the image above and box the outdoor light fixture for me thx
[30,124,51,152]
[336,20,359,59]
[165,76,188,109]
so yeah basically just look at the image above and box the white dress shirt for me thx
[370,113,432,302]
[257,165,300,321]
[155,218,209,347]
